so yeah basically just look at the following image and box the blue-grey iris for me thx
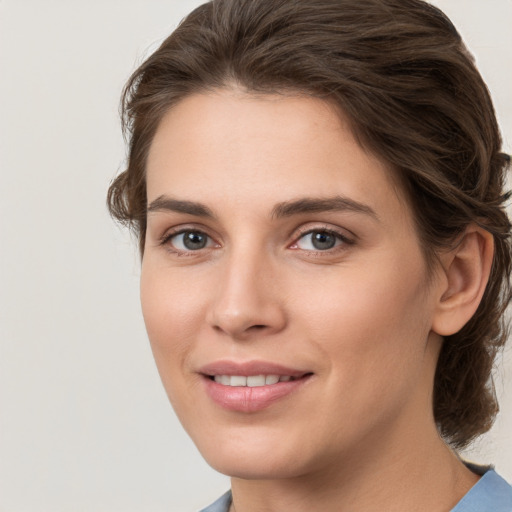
[183,231,207,250]
[312,231,336,250]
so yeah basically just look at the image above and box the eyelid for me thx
[158,221,213,241]
[158,225,220,254]
[156,222,354,255]
[288,224,355,251]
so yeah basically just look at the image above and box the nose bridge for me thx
[208,238,286,338]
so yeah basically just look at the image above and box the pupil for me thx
[312,231,335,250]
[184,231,207,250]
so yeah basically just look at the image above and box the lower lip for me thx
[203,376,311,413]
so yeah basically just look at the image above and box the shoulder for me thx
[199,490,232,512]
[452,465,512,512]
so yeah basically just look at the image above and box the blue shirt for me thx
[199,468,512,512]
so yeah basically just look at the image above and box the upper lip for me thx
[198,360,310,378]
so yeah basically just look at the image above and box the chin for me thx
[205,452,305,480]
[193,429,312,480]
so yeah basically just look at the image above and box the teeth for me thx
[247,375,265,387]
[230,375,247,386]
[213,374,293,387]
[265,375,280,385]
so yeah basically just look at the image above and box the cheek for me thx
[140,263,206,368]
[294,268,434,445]
[140,264,211,421]
[294,258,432,388]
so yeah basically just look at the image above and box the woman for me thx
[107,0,512,510]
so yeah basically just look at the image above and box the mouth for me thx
[207,374,306,387]
[199,361,313,412]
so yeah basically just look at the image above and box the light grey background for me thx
[0,1,510,511]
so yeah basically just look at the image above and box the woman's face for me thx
[141,89,444,479]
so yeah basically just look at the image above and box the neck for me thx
[229,416,478,512]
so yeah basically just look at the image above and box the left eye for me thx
[168,230,214,251]
[295,230,344,251]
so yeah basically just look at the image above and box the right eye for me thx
[164,230,216,252]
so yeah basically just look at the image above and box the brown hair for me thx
[107,0,511,448]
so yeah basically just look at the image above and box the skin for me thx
[141,88,489,511]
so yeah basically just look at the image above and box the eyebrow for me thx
[146,194,378,221]
[271,196,379,220]
[147,196,215,218]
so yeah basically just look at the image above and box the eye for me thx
[293,229,347,251]
[165,230,215,252]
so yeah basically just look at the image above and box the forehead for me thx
[146,89,410,227]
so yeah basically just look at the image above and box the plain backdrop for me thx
[0,1,510,511]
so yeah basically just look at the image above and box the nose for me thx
[206,251,287,340]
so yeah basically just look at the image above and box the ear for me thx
[431,225,494,336]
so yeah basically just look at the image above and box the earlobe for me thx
[432,225,494,336]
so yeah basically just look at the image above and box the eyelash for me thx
[158,225,354,257]
[290,226,354,254]
[159,228,218,257]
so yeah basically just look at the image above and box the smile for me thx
[212,374,294,386]
[200,362,313,413]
